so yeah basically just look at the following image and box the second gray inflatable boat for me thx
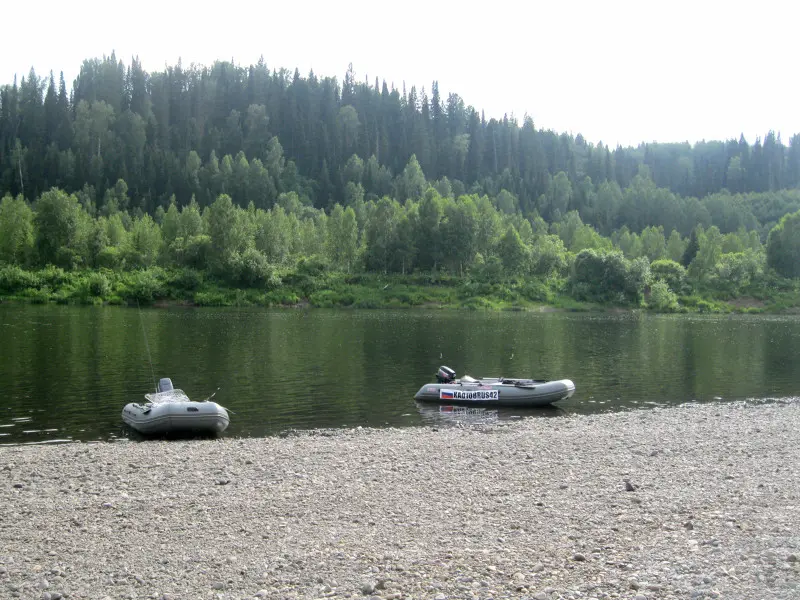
[414,366,575,407]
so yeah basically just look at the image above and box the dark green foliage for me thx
[497,225,529,277]
[85,272,111,297]
[518,279,554,303]
[3,55,800,315]
[2,56,799,232]
[178,235,213,270]
[169,268,204,292]
[530,235,569,278]
[295,256,328,277]
[192,290,231,307]
[37,265,69,287]
[119,269,165,304]
[33,188,84,267]
[648,280,678,312]
[469,254,503,283]
[650,259,688,294]
[225,248,280,288]
[309,289,356,308]
[570,249,649,305]
[681,228,700,267]
[679,295,728,314]
[1,262,799,312]
[766,210,800,278]
[0,194,35,264]
[0,265,39,293]
[281,258,328,296]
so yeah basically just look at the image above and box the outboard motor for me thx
[436,366,456,383]
[158,377,174,393]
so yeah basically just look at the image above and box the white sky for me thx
[3,0,798,148]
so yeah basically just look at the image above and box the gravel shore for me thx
[2,400,799,600]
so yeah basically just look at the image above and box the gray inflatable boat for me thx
[414,366,575,407]
[122,378,230,436]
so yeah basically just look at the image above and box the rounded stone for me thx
[361,582,376,595]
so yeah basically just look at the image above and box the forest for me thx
[1,53,800,311]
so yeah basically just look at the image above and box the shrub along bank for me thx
[1,262,798,313]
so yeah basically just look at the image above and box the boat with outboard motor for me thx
[122,378,230,436]
[414,366,575,407]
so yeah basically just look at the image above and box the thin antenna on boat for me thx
[137,299,157,394]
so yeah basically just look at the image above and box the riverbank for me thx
[2,400,799,599]
[2,265,799,313]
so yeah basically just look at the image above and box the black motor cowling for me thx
[436,366,456,383]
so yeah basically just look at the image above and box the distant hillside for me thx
[0,53,798,231]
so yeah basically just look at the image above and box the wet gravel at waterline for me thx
[2,400,799,600]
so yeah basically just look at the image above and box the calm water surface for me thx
[1,305,798,444]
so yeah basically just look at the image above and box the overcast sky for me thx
[3,0,797,148]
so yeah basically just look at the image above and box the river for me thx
[1,305,798,444]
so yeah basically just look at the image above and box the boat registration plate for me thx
[440,389,499,401]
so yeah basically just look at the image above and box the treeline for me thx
[3,184,800,312]
[1,53,799,232]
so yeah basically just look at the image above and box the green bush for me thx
[650,259,688,294]
[87,272,111,297]
[766,209,800,278]
[225,248,277,288]
[261,290,300,306]
[170,268,204,292]
[570,249,649,305]
[310,289,356,308]
[52,286,75,304]
[681,295,727,313]
[494,284,516,301]
[518,280,552,302]
[343,273,370,285]
[459,280,491,299]
[38,265,70,287]
[389,291,425,306]
[193,291,229,306]
[695,299,721,313]
[20,286,51,303]
[282,262,325,296]
[648,280,678,312]
[0,265,39,293]
[120,270,165,304]
[469,254,503,283]
[459,296,494,310]
[176,234,212,270]
[96,246,121,269]
[353,296,381,308]
[296,256,328,277]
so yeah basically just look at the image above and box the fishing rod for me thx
[136,302,232,414]
[136,299,157,394]
[203,387,236,414]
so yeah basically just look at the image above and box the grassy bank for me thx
[1,264,799,313]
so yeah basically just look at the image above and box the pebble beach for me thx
[2,400,799,600]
